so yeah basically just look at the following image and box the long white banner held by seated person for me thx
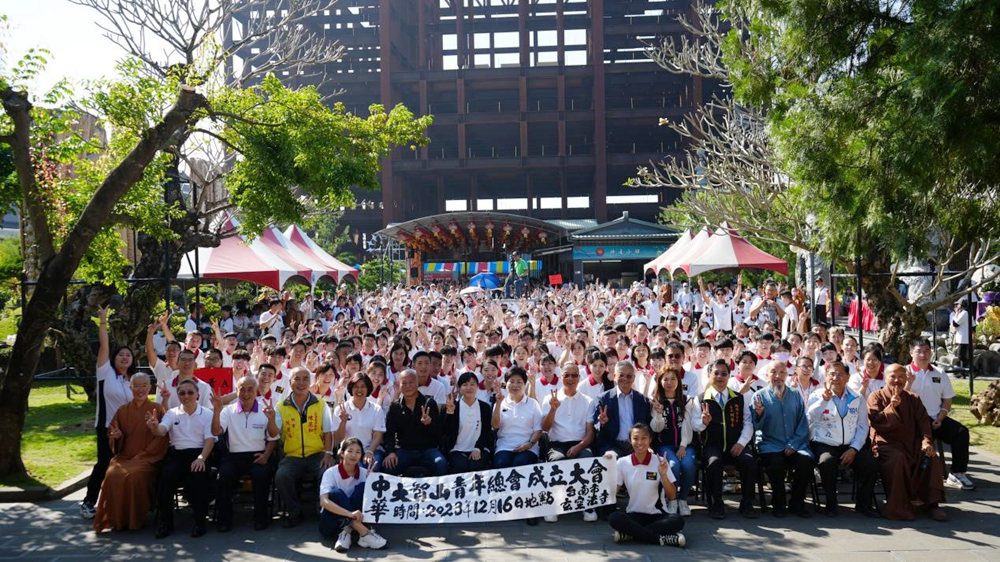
[362,457,618,524]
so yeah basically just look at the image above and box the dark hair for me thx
[106,342,137,373]
[653,366,687,421]
[505,366,528,384]
[232,349,251,361]
[177,378,199,393]
[909,337,931,349]
[628,423,653,439]
[738,351,758,365]
[457,371,479,388]
[862,343,884,362]
[711,358,731,374]
[587,350,608,365]
[345,353,363,367]
[315,361,338,377]
[339,437,364,456]
[269,346,287,358]
[347,373,374,396]
[389,343,411,367]
[412,350,430,363]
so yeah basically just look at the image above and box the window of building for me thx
[497,198,528,211]
[477,199,495,211]
[445,199,468,212]
[607,194,659,204]
[567,196,589,208]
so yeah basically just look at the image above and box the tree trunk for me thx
[0,87,207,479]
[857,252,928,364]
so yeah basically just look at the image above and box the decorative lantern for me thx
[468,221,478,238]
[539,231,548,244]
[485,221,494,240]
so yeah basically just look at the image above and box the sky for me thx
[2,0,121,95]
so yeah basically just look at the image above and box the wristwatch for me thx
[196,454,205,461]
[325,450,334,456]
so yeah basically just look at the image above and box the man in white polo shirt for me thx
[541,363,598,523]
[905,338,974,490]
[212,376,279,532]
[148,379,216,539]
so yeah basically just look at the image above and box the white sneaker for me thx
[334,528,352,552]
[79,501,96,519]
[613,530,632,544]
[659,532,686,548]
[357,529,387,550]
[953,473,976,490]
[944,473,963,489]
[665,500,678,515]
[678,500,691,517]
[583,510,598,522]
[544,515,559,523]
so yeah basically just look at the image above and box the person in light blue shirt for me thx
[752,362,815,518]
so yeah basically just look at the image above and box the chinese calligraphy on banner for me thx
[362,457,618,524]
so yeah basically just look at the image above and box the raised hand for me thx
[144,411,159,432]
[753,394,765,416]
[158,381,171,402]
[492,380,504,401]
[549,389,560,409]
[157,310,171,326]
[445,392,456,415]
[338,404,351,424]
[210,392,223,412]
[651,398,664,414]
[108,421,122,440]
[658,454,669,474]
[262,399,276,421]
[821,380,833,402]
[700,402,712,426]
[597,405,609,425]
[420,405,433,426]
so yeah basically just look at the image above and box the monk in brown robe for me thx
[94,372,169,532]
[868,364,947,521]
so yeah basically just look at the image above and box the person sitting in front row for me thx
[381,369,448,476]
[605,423,686,548]
[868,364,947,521]
[443,372,496,473]
[691,359,758,519]
[320,437,388,552]
[593,360,652,457]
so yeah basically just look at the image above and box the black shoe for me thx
[154,524,173,539]
[282,513,304,528]
[855,505,881,518]
[824,505,838,518]
[793,507,813,519]
[191,522,207,538]
[739,503,758,519]
[254,521,270,531]
[216,522,233,533]
[772,507,787,518]
[710,505,726,520]
[526,517,540,526]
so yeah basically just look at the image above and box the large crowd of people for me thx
[80,277,977,551]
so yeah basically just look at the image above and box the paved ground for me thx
[2,449,999,561]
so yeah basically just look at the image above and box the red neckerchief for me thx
[909,362,931,374]
[630,451,652,466]
[757,354,771,361]
[693,362,703,370]
[260,389,273,401]
[372,384,383,398]
[734,372,757,383]
[864,364,885,380]
[275,371,284,381]
[539,374,559,386]
[362,350,375,357]
[337,462,360,480]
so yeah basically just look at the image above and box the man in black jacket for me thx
[381,369,448,476]
[592,361,651,456]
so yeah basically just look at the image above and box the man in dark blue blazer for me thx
[592,360,652,456]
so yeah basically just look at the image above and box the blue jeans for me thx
[494,450,538,468]
[657,445,696,501]
[387,447,448,476]
[318,486,364,539]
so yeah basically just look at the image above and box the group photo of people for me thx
[80,277,978,552]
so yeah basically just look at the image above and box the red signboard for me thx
[194,367,234,396]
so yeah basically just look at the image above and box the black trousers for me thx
[702,445,758,508]
[932,416,970,473]
[84,425,112,505]
[216,451,272,526]
[157,448,211,528]
[608,511,684,544]
[760,452,814,511]
[811,442,877,509]
[448,450,492,474]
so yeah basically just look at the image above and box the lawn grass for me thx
[0,382,95,489]
[951,378,1000,458]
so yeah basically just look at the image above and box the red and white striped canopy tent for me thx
[643,228,692,276]
[662,227,713,279]
[259,226,341,287]
[283,225,358,283]
[177,216,310,290]
[674,226,788,277]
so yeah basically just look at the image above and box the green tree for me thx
[0,4,431,478]
[357,260,405,292]
[634,0,998,357]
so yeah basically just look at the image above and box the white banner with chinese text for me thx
[362,457,618,524]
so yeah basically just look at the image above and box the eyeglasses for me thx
[562,373,580,378]
[667,354,682,359]
[177,390,196,396]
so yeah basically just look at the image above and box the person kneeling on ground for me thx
[605,423,686,548]
[320,438,388,552]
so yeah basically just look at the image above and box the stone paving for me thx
[1,449,999,561]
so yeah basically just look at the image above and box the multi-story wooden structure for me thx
[231,0,723,256]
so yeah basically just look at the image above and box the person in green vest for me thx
[505,251,529,298]
[274,367,337,528]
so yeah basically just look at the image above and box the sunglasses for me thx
[667,353,682,359]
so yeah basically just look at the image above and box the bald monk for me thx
[867,364,947,521]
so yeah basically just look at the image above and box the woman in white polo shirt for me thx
[606,423,686,548]
[319,437,387,552]
[332,374,386,470]
[492,367,543,468]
